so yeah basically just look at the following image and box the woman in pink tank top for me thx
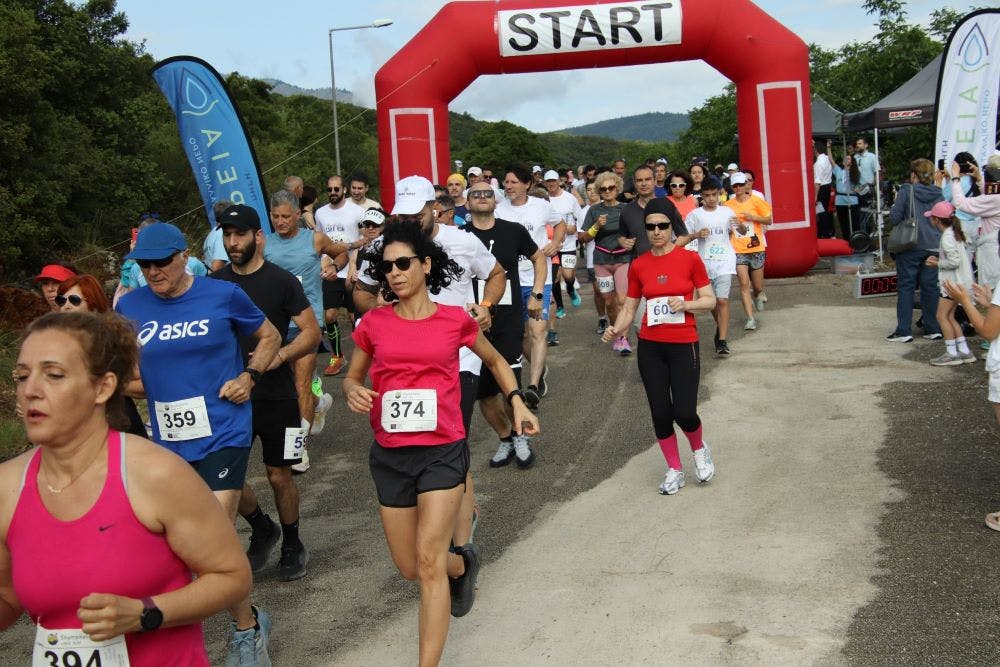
[0,312,251,666]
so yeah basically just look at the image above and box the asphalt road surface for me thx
[3,268,999,665]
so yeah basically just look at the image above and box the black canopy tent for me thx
[811,95,843,138]
[837,55,944,263]
[841,55,940,132]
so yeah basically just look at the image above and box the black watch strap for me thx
[507,388,525,405]
[244,367,262,383]
[140,596,163,632]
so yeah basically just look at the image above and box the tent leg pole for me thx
[874,128,885,266]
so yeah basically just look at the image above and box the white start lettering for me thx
[499,1,682,57]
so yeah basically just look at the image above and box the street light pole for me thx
[328,19,393,176]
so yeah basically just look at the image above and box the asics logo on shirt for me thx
[136,319,211,346]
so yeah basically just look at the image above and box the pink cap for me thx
[924,201,955,219]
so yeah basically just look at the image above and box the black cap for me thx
[644,198,677,220]
[219,204,261,231]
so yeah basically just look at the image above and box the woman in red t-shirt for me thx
[602,198,717,496]
[343,221,538,667]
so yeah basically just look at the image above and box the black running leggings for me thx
[636,338,702,438]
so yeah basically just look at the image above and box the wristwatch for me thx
[531,292,544,301]
[243,367,262,383]
[506,388,525,405]
[140,597,163,632]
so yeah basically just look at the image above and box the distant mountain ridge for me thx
[264,79,688,144]
[556,111,689,143]
[262,78,357,105]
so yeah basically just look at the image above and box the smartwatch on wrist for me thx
[532,292,544,301]
[243,367,262,383]
[140,597,163,632]
[506,389,525,405]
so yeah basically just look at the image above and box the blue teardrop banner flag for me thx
[151,56,271,233]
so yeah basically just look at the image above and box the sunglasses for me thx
[598,185,617,193]
[469,190,495,199]
[669,183,686,189]
[327,187,342,193]
[645,223,672,231]
[358,221,383,229]
[377,255,421,274]
[136,253,179,269]
[54,294,85,307]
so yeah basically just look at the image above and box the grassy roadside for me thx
[0,329,28,462]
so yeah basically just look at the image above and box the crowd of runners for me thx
[3,154,810,667]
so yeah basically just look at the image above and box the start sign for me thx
[499,1,682,57]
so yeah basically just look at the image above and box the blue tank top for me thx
[263,230,323,328]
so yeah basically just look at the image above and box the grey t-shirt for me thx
[582,203,629,265]
[619,197,688,258]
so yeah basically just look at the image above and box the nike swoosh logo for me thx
[99,524,115,532]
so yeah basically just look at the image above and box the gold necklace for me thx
[42,443,106,494]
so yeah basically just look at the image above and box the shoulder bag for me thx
[888,186,918,254]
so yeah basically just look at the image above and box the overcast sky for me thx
[118,0,948,133]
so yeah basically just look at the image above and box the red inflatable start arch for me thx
[376,0,819,277]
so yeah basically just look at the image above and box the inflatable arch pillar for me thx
[376,0,817,277]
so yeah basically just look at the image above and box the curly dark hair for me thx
[361,221,464,302]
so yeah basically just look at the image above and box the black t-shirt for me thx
[620,197,688,258]
[213,261,310,401]
[465,218,538,340]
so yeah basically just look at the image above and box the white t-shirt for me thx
[358,225,497,375]
[988,287,1000,373]
[686,206,738,278]
[548,190,582,252]
[495,196,561,285]
[813,154,833,186]
[315,200,364,278]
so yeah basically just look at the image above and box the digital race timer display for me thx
[855,271,897,299]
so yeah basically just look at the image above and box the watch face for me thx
[141,606,164,631]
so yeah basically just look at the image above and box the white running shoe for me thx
[658,468,685,495]
[512,434,535,469]
[291,448,311,474]
[693,443,715,483]
[310,393,333,435]
[744,317,758,331]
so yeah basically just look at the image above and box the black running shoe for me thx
[277,543,309,581]
[596,318,608,335]
[523,385,540,410]
[537,365,548,397]
[450,543,481,617]
[717,340,731,356]
[246,517,280,573]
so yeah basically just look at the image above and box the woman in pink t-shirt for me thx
[344,221,538,667]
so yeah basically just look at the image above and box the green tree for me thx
[461,121,553,173]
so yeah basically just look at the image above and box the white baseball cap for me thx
[726,163,738,171]
[729,172,747,185]
[543,169,560,181]
[532,165,543,173]
[392,175,435,215]
[467,166,483,177]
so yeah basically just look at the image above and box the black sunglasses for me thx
[327,187,341,193]
[598,185,617,192]
[136,252,179,269]
[55,294,85,307]
[377,255,421,274]
[645,223,672,231]
[358,221,384,229]
[469,190,495,199]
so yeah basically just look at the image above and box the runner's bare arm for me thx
[78,441,251,640]
[471,331,539,436]
[269,307,321,370]
[343,348,377,413]
[603,296,642,343]
[352,279,379,315]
